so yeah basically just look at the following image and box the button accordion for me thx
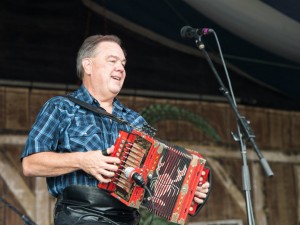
[98,130,209,225]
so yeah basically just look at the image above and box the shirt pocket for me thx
[68,124,105,151]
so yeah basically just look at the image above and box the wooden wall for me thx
[0,86,299,225]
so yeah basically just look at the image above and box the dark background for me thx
[1,0,300,111]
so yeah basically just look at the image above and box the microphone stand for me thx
[0,196,37,225]
[192,34,274,225]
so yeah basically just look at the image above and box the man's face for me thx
[85,41,127,97]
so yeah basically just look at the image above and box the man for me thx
[21,34,210,225]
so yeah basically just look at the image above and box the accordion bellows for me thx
[98,130,208,225]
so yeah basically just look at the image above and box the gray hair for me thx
[76,34,123,80]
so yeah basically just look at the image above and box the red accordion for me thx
[98,130,208,225]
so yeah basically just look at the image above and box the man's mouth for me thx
[112,76,121,81]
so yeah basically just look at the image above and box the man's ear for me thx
[82,58,92,75]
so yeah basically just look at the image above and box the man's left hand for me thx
[193,170,210,204]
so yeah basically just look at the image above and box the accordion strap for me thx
[65,95,131,126]
[64,95,157,136]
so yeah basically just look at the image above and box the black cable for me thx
[0,196,37,225]
[130,172,155,225]
[143,186,155,225]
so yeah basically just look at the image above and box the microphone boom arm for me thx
[196,36,273,177]
[186,29,274,225]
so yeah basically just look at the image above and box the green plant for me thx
[139,104,221,142]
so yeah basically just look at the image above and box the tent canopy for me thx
[0,0,299,110]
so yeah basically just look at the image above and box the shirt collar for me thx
[74,84,127,113]
[73,84,94,104]
[113,98,128,113]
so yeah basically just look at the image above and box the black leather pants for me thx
[54,185,140,225]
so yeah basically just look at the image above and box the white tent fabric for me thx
[184,0,300,64]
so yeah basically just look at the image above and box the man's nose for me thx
[115,60,125,71]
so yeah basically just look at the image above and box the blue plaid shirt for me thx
[22,84,148,197]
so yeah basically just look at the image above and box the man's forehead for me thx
[96,42,125,58]
[97,41,121,51]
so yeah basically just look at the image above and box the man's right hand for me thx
[80,145,120,183]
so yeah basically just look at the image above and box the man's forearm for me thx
[22,151,84,177]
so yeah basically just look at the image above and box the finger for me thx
[99,168,116,178]
[197,180,209,188]
[99,150,120,164]
[193,196,204,204]
[196,185,209,193]
[107,145,115,154]
[194,191,207,199]
[101,145,115,156]
[104,156,121,164]
[201,181,210,188]
[104,163,119,172]
[102,148,109,156]
[94,172,112,183]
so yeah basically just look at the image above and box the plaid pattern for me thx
[22,84,147,197]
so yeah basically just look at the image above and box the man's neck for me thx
[83,81,115,113]
[99,101,113,113]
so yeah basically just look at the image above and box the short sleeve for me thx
[21,98,63,159]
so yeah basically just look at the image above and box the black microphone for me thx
[124,167,145,187]
[180,26,213,39]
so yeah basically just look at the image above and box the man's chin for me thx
[110,85,123,95]
[110,89,121,96]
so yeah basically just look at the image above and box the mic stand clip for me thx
[195,36,205,50]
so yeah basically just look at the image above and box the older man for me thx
[21,34,209,225]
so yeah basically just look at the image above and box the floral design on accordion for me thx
[148,153,187,206]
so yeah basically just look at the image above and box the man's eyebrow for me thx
[107,55,127,63]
